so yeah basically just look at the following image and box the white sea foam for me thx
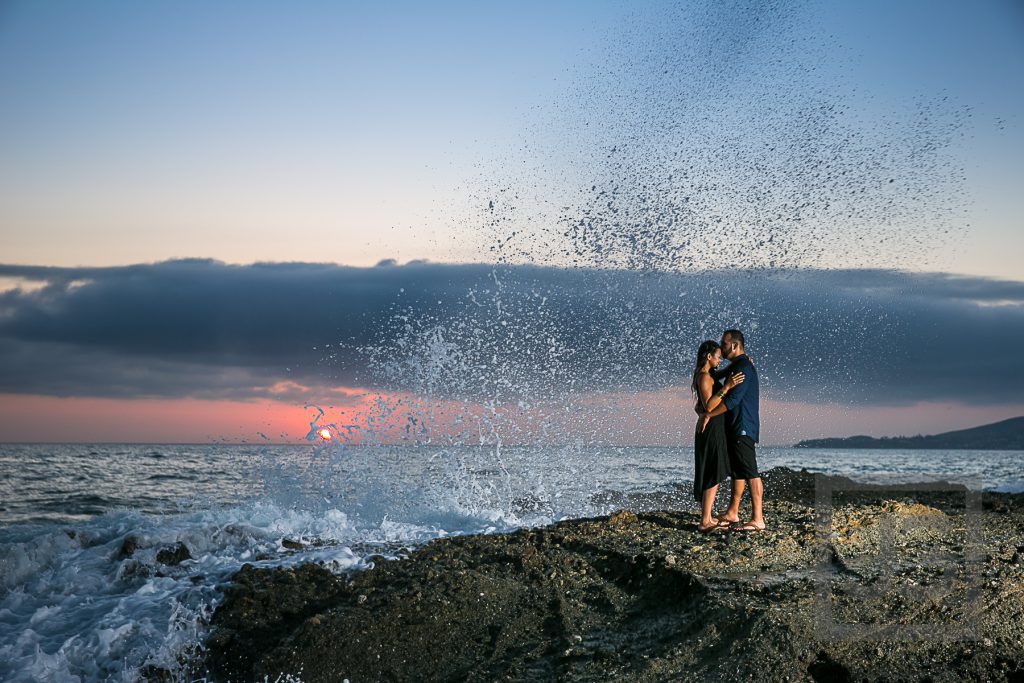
[0,496,478,682]
[0,433,641,682]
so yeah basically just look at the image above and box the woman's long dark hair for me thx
[691,340,721,394]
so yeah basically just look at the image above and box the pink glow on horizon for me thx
[0,394,314,443]
[0,391,1021,446]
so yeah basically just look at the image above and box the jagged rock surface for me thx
[204,468,1024,682]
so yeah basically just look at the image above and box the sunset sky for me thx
[1,0,1022,444]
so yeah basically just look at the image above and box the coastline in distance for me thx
[794,416,1024,450]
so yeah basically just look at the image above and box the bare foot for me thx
[731,520,766,532]
[716,514,740,527]
[697,520,722,534]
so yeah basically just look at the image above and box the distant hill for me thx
[794,416,1024,450]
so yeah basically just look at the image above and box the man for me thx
[715,329,764,532]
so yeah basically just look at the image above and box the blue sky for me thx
[1,1,615,266]
[1,0,1021,277]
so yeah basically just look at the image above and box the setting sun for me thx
[318,428,331,440]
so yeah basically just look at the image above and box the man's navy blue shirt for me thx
[722,354,759,443]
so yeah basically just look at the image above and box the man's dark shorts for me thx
[727,434,759,480]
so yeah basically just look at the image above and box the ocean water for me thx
[0,442,1021,682]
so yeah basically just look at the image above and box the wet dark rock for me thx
[156,541,192,566]
[607,509,639,526]
[137,665,173,682]
[205,467,1024,682]
[808,651,852,682]
[281,538,304,550]
[116,559,153,581]
[66,529,102,548]
[118,535,141,559]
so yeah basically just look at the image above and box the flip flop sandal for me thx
[731,522,766,532]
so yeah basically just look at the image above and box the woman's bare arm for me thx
[696,373,717,412]
[704,402,728,418]
[695,375,731,433]
[698,372,744,413]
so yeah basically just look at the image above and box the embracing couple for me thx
[691,329,764,533]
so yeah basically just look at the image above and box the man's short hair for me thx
[723,329,745,349]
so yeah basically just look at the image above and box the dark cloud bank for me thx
[0,259,1021,406]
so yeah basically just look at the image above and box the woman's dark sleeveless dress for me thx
[693,379,730,502]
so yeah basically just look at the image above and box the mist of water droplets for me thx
[308,0,974,520]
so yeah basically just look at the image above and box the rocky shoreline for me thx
[198,468,1024,682]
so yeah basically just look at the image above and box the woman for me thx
[691,340,744,533]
